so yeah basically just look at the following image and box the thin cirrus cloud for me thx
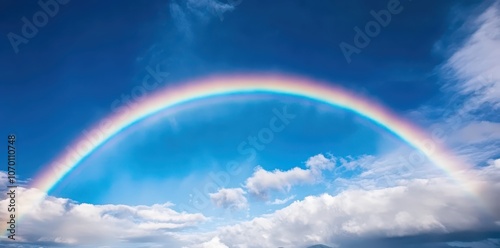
[442,2,500,111]
[169,0,238,38]
[435,2,500,169]
[450,121,500,145]
[267,195,296,205]
[407,1,500,175]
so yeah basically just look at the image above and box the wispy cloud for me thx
[186,0,238,21]
[427,1,500,169]
[169,2,193,39]
[267,195,296,205]
[442,2,500,111]
[450,121,500,145]
[169,0,240,38]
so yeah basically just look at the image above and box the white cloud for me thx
[202,165,500,248]
[306,154,336,172]
[2,151,500,247]
[443,120,500,165]
[186,0,238,21]
[490,158,500,168]
[267,195,296,205]
[329,148,448,194]
[190,236,229,248]
[338,155,372,170]
[244,154,336,198]
[451,121,500,144]
[169,0,241,38]
[443,2,500,111]
[209,188,248,210]
[169,2,192,38]
[244,166,315,198]
[0,185,208,247]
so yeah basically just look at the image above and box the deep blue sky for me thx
[0,0,479,181]
[1,1,499,247]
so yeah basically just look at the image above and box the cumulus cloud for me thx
[209,188,248,210]
[190,236,229,248]
[0,185,208,247]
[200,164,500,248]
[4,158,500,247]
[244,166,314,197]
[490,158,500,168]
[244,154,336,198]
[306,154,336,172]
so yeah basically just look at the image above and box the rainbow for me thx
[32,74,475,196]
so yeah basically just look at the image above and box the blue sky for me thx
[0,0,500,247]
